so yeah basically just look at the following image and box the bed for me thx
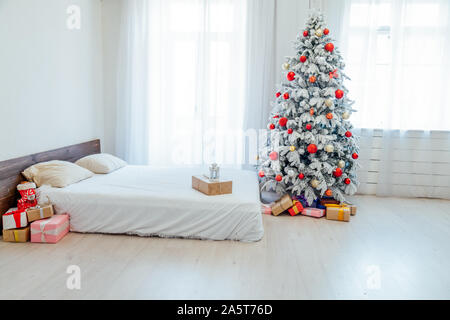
[0,140,264,242]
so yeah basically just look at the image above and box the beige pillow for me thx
[75,153,127,174]
[23,160,94,188]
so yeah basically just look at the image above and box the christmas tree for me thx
[258,11,359,205]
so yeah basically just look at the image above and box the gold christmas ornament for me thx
[282,63,290,71]
[315,29,323,37]
[290,146,296,152]
[338,160,345,168]
[311,179,320,188]
[325,99,333,108]
[342,111,351,120]
[325,144,334,153]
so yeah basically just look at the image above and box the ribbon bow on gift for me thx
[329,69,339,79]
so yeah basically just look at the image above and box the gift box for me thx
[288,200,304,216]
[26,205,54,223]
[192,175,232,196]
[320,198,340,206]
[326,206,351,222]
[261,204,272,215]
[343,203,357,216]
[302,207,325,218]
[2,208,28,230]
[271,194,293,216]
[31,215,69,244]
[3,226,30,243]
[325,203,357,216]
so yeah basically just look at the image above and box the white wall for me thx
[0,0,103,161]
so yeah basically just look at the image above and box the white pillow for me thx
[75,153,127,174]
[22,160,94,188]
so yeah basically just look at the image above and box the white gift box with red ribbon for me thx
[2,208,28,230]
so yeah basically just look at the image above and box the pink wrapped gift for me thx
[2,208,28,230]
[301,207,325,218]
[30,215,69,244]
[261,204,272,215]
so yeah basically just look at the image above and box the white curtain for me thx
[116,0,276,167]
[116,0,150,165]
[330,0,450,199]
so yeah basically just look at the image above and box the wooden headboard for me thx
[0,140,101,223]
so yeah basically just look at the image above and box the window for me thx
[146,0,247,165]
[344,0,450,131]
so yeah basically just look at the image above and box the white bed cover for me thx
[37,166,264,242]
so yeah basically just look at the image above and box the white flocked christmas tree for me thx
[258,11,360,205]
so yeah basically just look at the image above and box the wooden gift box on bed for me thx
[192,175,232,196]
[0,140,100,229]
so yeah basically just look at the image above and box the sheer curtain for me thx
[116,0,275,167]
[331,0,450,198]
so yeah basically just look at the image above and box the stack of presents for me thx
[263,194,357,222]
[2,182,69,243]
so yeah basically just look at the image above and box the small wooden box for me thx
[192,175,232,196]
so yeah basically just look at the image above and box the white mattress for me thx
[37,166,264,242]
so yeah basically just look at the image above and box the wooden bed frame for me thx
[0,140,101,227]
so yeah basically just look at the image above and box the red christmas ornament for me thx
[335,89,344,99]
[352,153,359,160]
[306,124,312,131]
[259,171,265,178]
[273,115,280,119]
[333,168,343,178]
[303,30,309,37]
[298,173,305,180]
[307,144,318,154]
[283,93,290,100]
[287,128,293,134]
[326,113,333,120]
[275,175,283,182]
[325,43,335,52]
[344,178,351,185]
[345,131,352,138]
[309,76,316,83]
[279,117,288,127]
[276,92,281,98]
[287,72,296,81]
[324,28,330,35]
[269,124,275,130]
[300,55,307,63]
[270,151,278,161]
[325,189,333,197]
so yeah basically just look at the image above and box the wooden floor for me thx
[1,195,449,300]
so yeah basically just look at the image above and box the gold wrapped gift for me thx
[326,206,351,222]
[271,194,293,216]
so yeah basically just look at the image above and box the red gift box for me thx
[288,200,304,216]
